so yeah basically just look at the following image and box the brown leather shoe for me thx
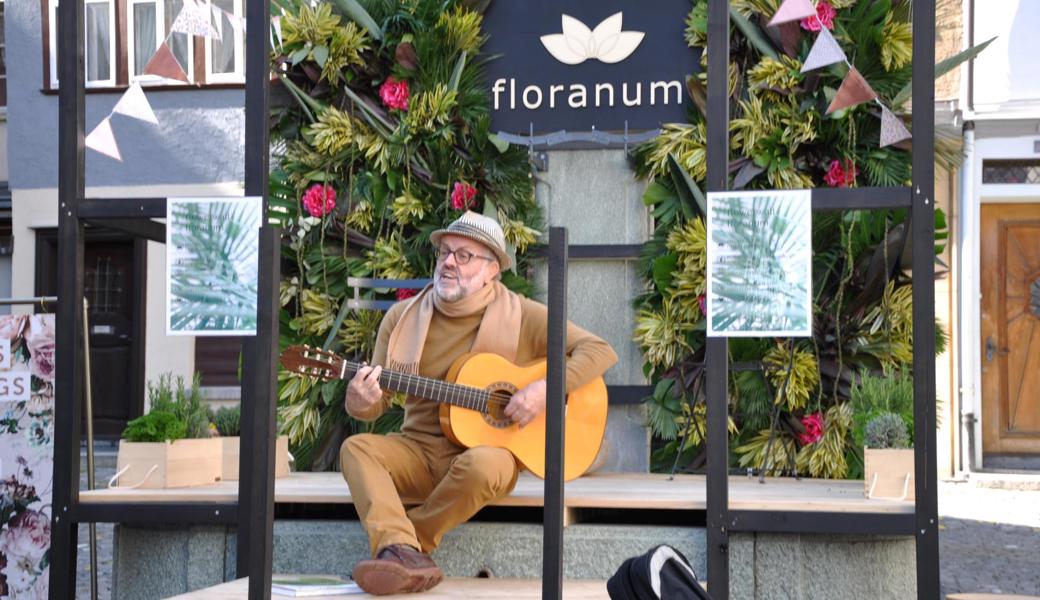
[352,544,444,595]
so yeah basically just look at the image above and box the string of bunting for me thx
[86,0,255,160]
[768,0,912,148]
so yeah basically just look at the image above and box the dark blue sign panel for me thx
[482,0,698,136]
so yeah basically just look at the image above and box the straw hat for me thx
[430,211,513,270]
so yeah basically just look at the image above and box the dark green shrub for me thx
[122,411,187,443]
[214,405,241,437]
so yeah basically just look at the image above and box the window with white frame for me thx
[45,0,245,89]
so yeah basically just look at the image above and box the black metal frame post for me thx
[50,0,86,595]
[237,0,277,597]
[705,0,730,598]
[542,227,568,600]
[911,0,940,595]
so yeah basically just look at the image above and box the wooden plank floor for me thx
[165,577,610,599]
[82,471,912,514]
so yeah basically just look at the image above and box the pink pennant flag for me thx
[769,0,818,27]
[143,41,190,83]
[879,105,912,147]
[826,67,877,114]
[112,82,159,124]
[85,117,122,161]
[802,27,846,72]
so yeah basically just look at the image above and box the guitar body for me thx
[438,352,608,481]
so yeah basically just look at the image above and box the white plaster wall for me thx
[11,182,244,410]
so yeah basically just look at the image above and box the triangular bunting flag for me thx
[143,42,190,83]
[802,27,846,72]
[768,0,817,27]
[879,105,912,147]
[171,0,214,38]
[226,13,246,36]
[210,4,224,40]
[85,117,122,161]
[272,15,283,49]
[112,82,159,124]
[826,67,877,114]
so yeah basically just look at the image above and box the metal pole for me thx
[542,227,568,600]
[911,0,940,597]
[82,299,99,600]
[705,0,731,598]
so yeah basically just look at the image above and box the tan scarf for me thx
[385,281,522,375]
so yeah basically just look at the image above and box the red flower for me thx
[302,184,336,218]
[379,77,410,111]
[801,0,836,31]
[450,182,478,210]
[798,412,825,445]
[823,159,858,188]
[697,294,706,317]
[396,288,418,301]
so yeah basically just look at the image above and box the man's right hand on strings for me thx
[346,363,383,415]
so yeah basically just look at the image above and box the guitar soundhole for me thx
[484,382,517,429]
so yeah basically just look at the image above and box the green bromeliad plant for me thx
[270,0,539,469]
[633,0,977,478]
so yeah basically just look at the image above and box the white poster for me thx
[706,189,813,337]
[166,196,262,336]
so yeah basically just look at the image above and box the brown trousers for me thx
[340,432,520,556]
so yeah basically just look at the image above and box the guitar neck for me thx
[340,360,492,412]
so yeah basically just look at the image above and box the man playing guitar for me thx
[341,211,617,595]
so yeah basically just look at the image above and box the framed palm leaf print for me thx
[166,197,262,335]
[706,190,812,337]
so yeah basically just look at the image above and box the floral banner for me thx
[0,314,55,599]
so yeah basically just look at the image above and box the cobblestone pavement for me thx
[71,466,1040,599]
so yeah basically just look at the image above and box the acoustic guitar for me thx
[280,345,608,481]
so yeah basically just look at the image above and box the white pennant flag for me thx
[272,15,283,49]
[112,82,159,125]
[801,27,846,73]
[226,12,246,36]
[879,105,912,147]
[85,117,122,161]
[171,0,214,38]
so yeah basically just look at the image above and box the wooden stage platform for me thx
[165,576,610,599]
[82,471,912,516]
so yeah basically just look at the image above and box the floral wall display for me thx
[630,0,982,478]
[270,0,539,470]
[0,315,55,599]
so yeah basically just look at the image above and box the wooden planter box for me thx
[864,447,915,501]
[221,435,291,480]
[114,438,222,489]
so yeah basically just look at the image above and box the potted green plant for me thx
[215,404,291,480]
[113,373,222,488]
[862,412,914,501]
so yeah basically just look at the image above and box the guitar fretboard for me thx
[340,361,498,412]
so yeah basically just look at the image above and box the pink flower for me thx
[1,509,50,562]
[801,0,836,31]
[396,288,418,301]
[0,316,27,344]
[798,412,825,445]
[450,182,478,211]
[301,184,336,218]
[697,294,706,317]
[24,317,54,383]
[823,159,858,188]
[379,77,410,111]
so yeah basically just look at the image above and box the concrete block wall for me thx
[532,149,652,473]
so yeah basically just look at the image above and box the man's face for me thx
[433,234,500,302]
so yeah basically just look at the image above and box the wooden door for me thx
[980,203,1040,455]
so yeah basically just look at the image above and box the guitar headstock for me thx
[280,344,344,382]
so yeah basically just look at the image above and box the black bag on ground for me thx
[606,544,712,600]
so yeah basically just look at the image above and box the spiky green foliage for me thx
[864,412,910,449]
[214,405,242,437]
[634,0,974,478]
[136,373,211,440]
[272,0,539,470]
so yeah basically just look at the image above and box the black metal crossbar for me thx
[73,503,239,525]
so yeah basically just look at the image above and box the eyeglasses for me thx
[435,246,495,265]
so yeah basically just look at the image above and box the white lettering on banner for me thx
[0,339,9,370]
[492,78,683,111]
[0,372,31,401]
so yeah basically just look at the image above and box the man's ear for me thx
[485,260,501,284]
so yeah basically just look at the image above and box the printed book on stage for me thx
[271,575,363,597]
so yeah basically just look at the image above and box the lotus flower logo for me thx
[540,13,645,65]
